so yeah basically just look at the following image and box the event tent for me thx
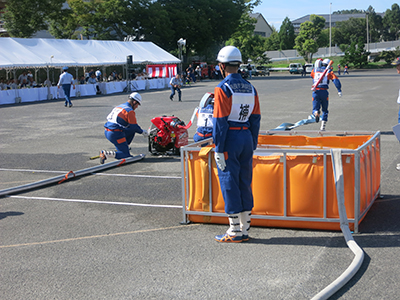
[0,38,181,69]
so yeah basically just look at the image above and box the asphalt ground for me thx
[1,70,400,299]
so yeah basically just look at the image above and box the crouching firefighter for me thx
[213,46,261,243]
[193,92,215,146]
[311,58,342,131]
[100,92,148,164]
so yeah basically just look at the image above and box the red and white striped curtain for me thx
[146,64,177,78]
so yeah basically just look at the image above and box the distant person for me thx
[310,59,342,131]
[18,71,28,87]
[57,66,75,108]
[337,64,341,75]
[344,64,349,75]
[186,64,196,83]
[87,73,101,94]
[79,76,85,84]
[247,63,252,79]
[302,64,307,77]
[169,74,183,101]
[95,69,102,81]
[44,78,52,87]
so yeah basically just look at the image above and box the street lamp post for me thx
[366,12,369,52]
[177,38,186,76]
[329,3,332,57]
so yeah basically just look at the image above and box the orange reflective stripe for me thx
[105,128,123,132]
[229,127,248,130]
[117,137,126,144]
[197,132,212,137]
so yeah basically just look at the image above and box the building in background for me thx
[292,13,385,34]
[250,13,273,38]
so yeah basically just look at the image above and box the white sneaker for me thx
[320,121,326,131]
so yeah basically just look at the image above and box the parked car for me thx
[255,66,270,76]
[305,63,313,74]
[289,63,303,74]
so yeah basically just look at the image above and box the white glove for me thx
[338,92,342,97]
[214,152,226,171]
[142,129,149,137]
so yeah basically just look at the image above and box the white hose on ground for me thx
[311,149,364,300]
[0,154,145,197]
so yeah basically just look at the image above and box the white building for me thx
[250,13,273,38]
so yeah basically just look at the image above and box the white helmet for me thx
[314,59,323,69]
[322,59,331,67]
[199,92,214,108]
[216,46,242,64]
[129,92,142,104]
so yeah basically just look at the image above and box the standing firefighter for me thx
[213,46,261,243]
[100,92,148,164]
[311,58,342,131]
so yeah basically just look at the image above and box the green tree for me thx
[340,38,370,68]
[47,6,80,39]
[278,17,295,50]
[334,17,366,46]
[383,3,400,41]
[333,9,365,14]
[294,15,326,62]
[377,47,400,64]
[158,0,248,58]
[3,0,64,37]
[226,11,267,64]
[264,27,280,51]
[366,6,383,43]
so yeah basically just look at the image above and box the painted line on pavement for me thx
[8,195,183,209]
[0,224,200,249]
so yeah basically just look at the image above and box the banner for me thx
[147,64,177,78]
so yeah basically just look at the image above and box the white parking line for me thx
[9,195,183,208]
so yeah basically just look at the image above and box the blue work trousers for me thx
[312,90,329,122]
[62,84,72,105]
[217,129,254,214]
[398,105,400,123]
[170,87,181,101]
[104,130,134,159]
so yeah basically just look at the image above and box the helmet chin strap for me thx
[220,63,226,78]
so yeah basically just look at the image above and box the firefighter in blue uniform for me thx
[193,93,214,145]
[212,46,261,243]
[311,58,342,131]
[100,92,148,164]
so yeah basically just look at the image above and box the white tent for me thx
[0,38,180,69]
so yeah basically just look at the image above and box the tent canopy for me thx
[0,38,181,69]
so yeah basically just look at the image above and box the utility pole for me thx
[329,3,332,57]
[366,12,369,52]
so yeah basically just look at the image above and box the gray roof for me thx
[249,12,273,31]
[292,13,385,24]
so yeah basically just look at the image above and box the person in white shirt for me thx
[169,74,183,101]
[95,69,102,81]
[87,73,101,94]
[57,66,75,107]
[18,72,28,87]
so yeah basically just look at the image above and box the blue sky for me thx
[256,1,396,30]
